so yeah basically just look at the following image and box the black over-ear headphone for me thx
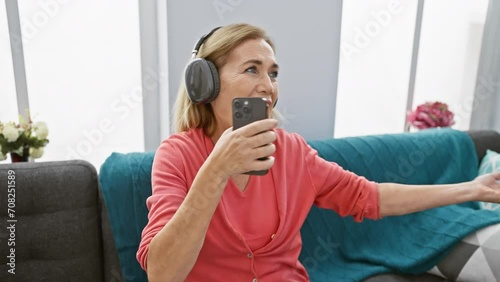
[185,27,222,104]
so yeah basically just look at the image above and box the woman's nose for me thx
[257,74,274,95]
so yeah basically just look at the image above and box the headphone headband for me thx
[191,26,222,59]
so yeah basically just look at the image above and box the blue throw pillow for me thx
[479,149,500,213]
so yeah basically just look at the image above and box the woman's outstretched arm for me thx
[379,172,500,217]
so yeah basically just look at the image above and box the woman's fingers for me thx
[247,156,275,172]
[246,130,276,149]
[251,143,276,160]
[237,119,278,137]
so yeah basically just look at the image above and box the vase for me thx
[10,147,30,163]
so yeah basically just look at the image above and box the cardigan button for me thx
[252,278,258,282]
[247,253,253,258]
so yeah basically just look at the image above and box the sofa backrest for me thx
[467,130,500,161]
[308,128,478,184]
[0,160,120,282]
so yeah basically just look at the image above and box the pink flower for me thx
[407,101,455,129]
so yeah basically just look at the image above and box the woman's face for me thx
[211,38,279,131]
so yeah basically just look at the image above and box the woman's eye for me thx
[245,66,257,73]
[269,71,279,79]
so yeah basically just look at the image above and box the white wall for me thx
[166,0,343,140]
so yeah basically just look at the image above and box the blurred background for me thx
[1,0,499,170]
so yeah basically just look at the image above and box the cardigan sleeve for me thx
[300,137,380,222]
[136,139,188,271]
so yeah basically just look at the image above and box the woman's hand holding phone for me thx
[207,98,276,179]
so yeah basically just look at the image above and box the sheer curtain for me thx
[471,0,500,132]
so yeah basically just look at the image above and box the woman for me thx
[137,23,500,281]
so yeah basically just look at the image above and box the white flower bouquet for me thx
[0,116,49,161]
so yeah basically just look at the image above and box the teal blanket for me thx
[99,128,500,282]
[100,151,154,282]
[301,128,500,281]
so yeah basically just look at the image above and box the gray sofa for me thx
[0,160,122,282]
[0,130,499,282]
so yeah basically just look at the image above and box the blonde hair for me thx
[173,23,278,136]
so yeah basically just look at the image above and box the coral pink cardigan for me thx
[137,128,380,281]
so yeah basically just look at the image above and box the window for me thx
[412,0,489,130]
[17,0,144,169]
[335,0,418,138]
[335,0,489,137]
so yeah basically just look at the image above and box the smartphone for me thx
[232,97,270,176]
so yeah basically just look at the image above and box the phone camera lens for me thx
[235,112,242,119]
[243,107,250,114]
[234,101,242,109]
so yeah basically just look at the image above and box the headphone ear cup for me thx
[205,60,220,103]
[185,58,220,104]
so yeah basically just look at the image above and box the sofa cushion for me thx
[0,161,104,282]
[427,223,500,281]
